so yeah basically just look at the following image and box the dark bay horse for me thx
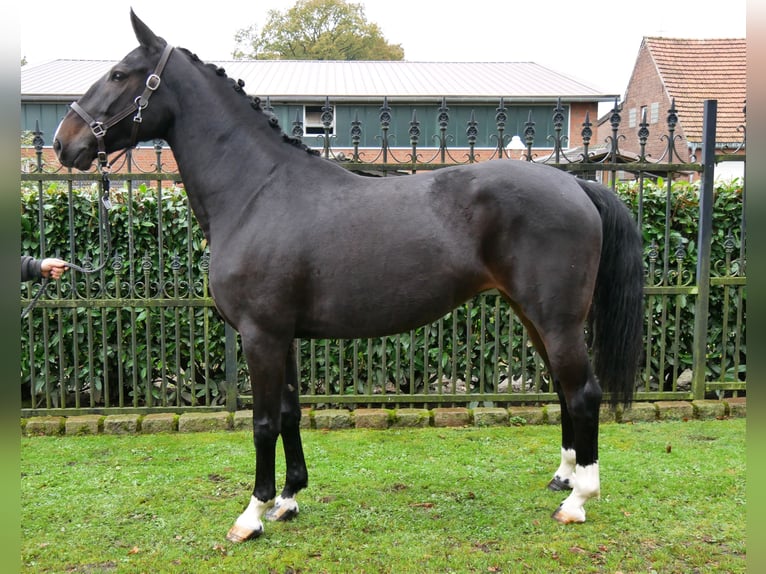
[53,11,644,542]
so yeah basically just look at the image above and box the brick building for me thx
[606,37,746,173]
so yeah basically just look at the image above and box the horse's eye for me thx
[110,71,127,82]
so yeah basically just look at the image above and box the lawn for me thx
[21,419,745,573]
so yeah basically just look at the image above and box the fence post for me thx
[224,323,239,412]
[691,100,717,400]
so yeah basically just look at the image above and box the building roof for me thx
[21,59,617,103]
[643,37,746,144]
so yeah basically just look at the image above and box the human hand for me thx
[40,258,69,280]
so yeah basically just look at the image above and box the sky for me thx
[20,0,747,99]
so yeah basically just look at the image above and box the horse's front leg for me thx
[226,328,290,543]
[266,341,308,522]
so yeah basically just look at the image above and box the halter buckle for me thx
[90,122,106,138]
[146,73,161,91]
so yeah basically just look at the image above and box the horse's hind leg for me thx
[510,305,601,523]
[524,325,578,495]
[506,308,577,493]
[266,341,308,522]
[547,342,602,524]
[547,382,577,492]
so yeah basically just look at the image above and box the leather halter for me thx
[70,43,174,172]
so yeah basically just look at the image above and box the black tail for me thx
[577,179,644,408]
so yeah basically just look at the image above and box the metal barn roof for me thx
[22,59,616,103]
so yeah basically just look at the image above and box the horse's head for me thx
[54,11,174,171]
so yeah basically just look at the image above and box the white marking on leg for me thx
[233,495,274,533]
[557,463,600,523]
[266,495,300,521]
[553,447,577,486]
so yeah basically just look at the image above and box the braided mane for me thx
[177,47,319,156]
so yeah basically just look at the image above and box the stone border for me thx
[20,399,745,437]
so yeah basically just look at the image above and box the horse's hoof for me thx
[226,524,263,543]
[265,497,299,522]
[551,505,585,524]
[547,476,572,492]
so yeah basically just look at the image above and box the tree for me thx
[233,0,404,61]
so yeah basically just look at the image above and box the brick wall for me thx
[569,102,599,149]
[599,43,691,162]
[21,146,181,176]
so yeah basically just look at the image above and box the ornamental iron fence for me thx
[20,98,746,415]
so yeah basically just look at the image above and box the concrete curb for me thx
[20,399,744,437]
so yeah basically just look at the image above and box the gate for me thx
[20,98,746,415]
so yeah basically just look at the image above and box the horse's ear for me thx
[130,9,166,51]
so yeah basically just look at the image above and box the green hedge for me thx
[20,177,745,407]
[621,178,746,387]
[21,182,228,408]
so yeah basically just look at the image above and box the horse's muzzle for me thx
[53,133,96,171]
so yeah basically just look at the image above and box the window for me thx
[304,105,335,136]
[650,102,660,124]
[628,108,637,128]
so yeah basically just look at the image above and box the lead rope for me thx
[21,171,114,320]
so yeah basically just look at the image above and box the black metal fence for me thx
[20,98,746,415]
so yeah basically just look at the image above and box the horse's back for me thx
[431,160,600,221]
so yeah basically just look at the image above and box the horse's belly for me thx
[295,276,488,339]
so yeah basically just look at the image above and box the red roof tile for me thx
[644,37,746,144]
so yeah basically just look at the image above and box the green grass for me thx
[21,419,745,573]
